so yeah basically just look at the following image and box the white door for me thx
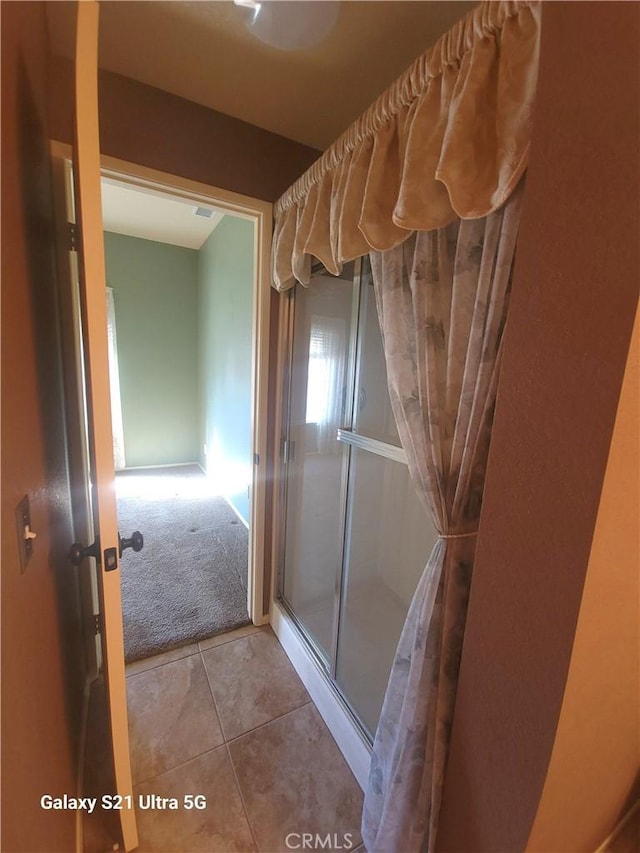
[71,2,138,849]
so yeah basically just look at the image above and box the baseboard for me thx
[118,461,201,471]
[223,495,250,529]
[270,601,371,791]
[197,464,250,530]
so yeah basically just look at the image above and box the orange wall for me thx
[1,2,84,851]
[527,310,639,851]
[437,3,639,850]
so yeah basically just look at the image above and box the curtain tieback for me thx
[438,531,478,540]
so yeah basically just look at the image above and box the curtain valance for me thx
[272,0,540,291]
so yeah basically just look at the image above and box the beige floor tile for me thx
[202,629,310,740]
[126,643,199,677]
[127,654,223,783]
[198,624,264,651]
[134,746,256,852]
[228,703,363,852]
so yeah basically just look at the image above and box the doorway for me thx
[101,178,258,661]
[53,144,272,668]
[101,156,271,626]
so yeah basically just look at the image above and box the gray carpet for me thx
[116,467,251,662]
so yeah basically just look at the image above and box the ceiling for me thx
[101,179,224,249]
[46,0,476,151]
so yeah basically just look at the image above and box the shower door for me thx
[280,263,358,666]
[279,259,438,740]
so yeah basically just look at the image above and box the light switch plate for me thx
[15,494,33,572]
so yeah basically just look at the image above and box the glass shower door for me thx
[335,275,438,737]
[281,264,357,666]
[334,448,432,735]
[279,259,438,740]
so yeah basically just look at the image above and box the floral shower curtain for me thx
[362,182,524,851]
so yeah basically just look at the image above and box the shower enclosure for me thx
[278,258,438,740]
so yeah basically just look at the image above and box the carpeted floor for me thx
[116,466,251,662]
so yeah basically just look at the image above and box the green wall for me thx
[198,217,254,523]
[104,232,200,467]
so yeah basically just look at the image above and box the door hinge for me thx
[67,222,77,252]
[93,613,101,635]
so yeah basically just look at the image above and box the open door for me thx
[68,2,139,849]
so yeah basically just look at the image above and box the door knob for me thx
[69,539,99,566]
[119,530,144,557]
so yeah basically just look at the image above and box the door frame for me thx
[51,140,273,627]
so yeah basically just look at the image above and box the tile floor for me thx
[125,624,365,852]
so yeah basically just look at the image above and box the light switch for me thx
[15,494,35,571]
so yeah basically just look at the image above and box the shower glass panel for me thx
[336,274,438,736]
[335,448,437,736]
[281,265,357,665]
[353,279,400,447]
[279,256,437,741]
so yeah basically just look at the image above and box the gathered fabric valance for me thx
[272,0,540,291]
